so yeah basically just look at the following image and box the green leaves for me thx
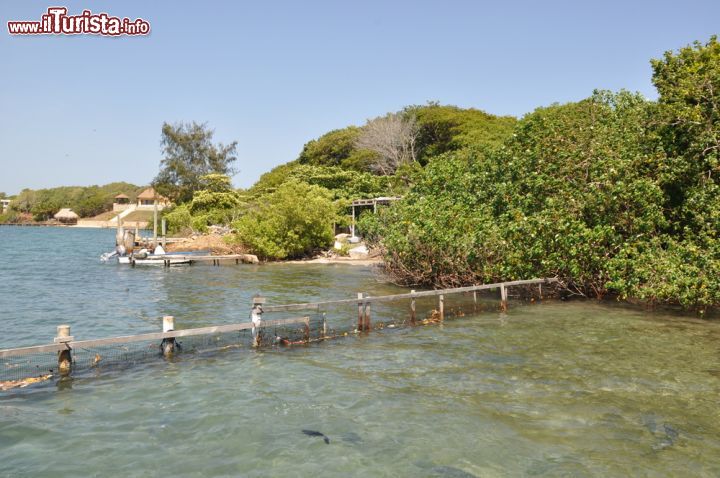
[367,83,720,309]
[232,181,335,260]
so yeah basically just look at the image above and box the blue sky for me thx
[1,0,718,194]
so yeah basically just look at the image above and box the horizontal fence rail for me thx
[0,317,309,359]
[262,278,558,312]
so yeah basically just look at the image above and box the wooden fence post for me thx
[161,316,175,357]
[357,293,363,332]
[410,290,416,325]
[439,294,444,321]
[54,325,73,376]
[500,284,508,312]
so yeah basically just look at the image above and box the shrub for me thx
[163,204,193,234]
[233,181,335,260]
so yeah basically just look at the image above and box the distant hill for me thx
[6,182,146,221]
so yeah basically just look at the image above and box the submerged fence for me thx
[0,278,557,391]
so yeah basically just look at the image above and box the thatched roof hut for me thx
[114,193,130,204]
[54,208,79,225]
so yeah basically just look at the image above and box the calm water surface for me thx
[1,227,719,477]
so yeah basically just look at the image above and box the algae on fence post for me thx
[54,325,73,377]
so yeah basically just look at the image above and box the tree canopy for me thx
[295,104,516,173]
[153,122,238,203]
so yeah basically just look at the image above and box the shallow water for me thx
[1,226,719,476]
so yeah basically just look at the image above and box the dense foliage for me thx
[408,103,517,163]
[7,182,143,221]
[232,181,335,260]
[297,127,377,171]
[163,174,246,234]
[362,37,720,311]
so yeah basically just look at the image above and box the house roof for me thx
[114,193,129,199]
[137,187,165,200]
[54,208,79,219]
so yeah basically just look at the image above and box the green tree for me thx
[233,181,335,259]
[405,103,516,163]
[297,127,378,172]
[651,36,720,238]
[198,173,234,192]
[153,122,238,203]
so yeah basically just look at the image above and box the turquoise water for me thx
[1,226,719,476]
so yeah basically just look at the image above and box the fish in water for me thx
[302,429,330,444]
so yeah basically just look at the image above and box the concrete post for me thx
[161,316,175,357]
[54,325,73,376]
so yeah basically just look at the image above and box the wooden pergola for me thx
[350,196,402,237]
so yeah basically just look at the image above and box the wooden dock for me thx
[130,253,259,266]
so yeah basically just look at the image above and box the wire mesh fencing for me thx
[1,278,556,391]
[0,315,322,390]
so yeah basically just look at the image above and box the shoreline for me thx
[283,257,383,266]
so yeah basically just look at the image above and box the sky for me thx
[0,0,718,195]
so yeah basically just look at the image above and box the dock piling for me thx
[439,294,444,321]
[357,293,363,332]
